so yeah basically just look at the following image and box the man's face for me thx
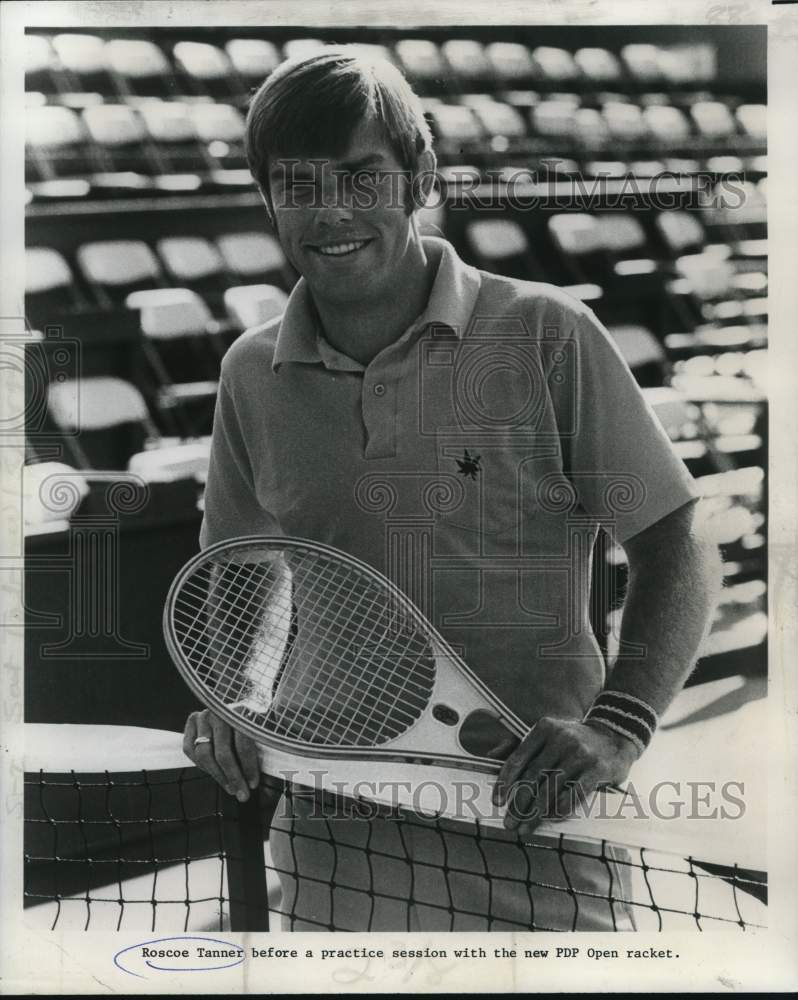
[268,118,419,305]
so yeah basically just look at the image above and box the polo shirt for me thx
[200,236,698,739]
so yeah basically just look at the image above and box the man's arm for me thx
[494,499,723,835]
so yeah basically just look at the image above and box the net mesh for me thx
[24,764,767,933]
[24,767,230,931]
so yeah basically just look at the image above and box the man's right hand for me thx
[183,709,261,802]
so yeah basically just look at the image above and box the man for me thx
[183,48,721,931]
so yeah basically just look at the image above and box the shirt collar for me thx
[271,237,482,372]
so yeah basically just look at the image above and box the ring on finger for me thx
[194,736,213,748]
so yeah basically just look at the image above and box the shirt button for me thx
[373,383,386,396]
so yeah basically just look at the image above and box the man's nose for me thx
[315,173,355,223]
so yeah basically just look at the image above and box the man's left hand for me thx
[491,717,641,838]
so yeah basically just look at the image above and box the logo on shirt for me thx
[456,449,481,481]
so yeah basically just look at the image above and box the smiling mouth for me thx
[310,239,372,258]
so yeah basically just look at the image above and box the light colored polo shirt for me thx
[200,237,698,739]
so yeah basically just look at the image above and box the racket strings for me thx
[171,546,438,748]
[265,554,403,741]
[254,553,435,745]
[275,556,434,742]
[176,560,294,707]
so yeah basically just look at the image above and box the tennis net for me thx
[23,721,766,933]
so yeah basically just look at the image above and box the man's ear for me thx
[407,148,438,215]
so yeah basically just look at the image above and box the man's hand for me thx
[491,717,640,838]
[183,709,261,802]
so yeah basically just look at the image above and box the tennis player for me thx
[183,48,722,930]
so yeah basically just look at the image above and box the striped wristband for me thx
[583,690,659,754]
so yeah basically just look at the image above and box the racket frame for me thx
[164,534,529,772]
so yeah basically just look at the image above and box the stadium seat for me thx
[572,107,611,149]
[224,284,289,331]
[225,38,282,80]
[139,102,208,173]
[531,99,578,140]
[77,239,163,305]
[441,39,492,83]
[643,105,692,145]
[81,104,153,174]
[735,104,766,143]
[573,47,621,81]
[51,33,114,93]
[47,375,160,469]
[189,103,246,167]
[595,215,658,291]
[704,180,767,232]
[469,100,527,147]
[82,103,146,147]
[656,210,706,255]
[26,247,80,320]
[394,39,446,84]
[23,461,90,533]
[607,324,667,387]
[532,47,579,81]
[282,38,326,62]
[174,40,232,80]
[664,44,716,85]
[214,231,288,287]
[126,286,218,342]
[26,105,94,179]
[675,252,736,300]
[156,236,227,297]
[690,101,737,141]
[126,287,222,435]
[104,38,173,95]
[621,44,663,82]
[173,40,235,97]
[26,33,58,89]
[465,218,538,281]
[500,90,540,114]
[128,439,211,483]
[602,101,648,142]
[549,212,604,258]
[484,42,536,83]
[430,105,484,155]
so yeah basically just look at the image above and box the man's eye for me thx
[286,183,316,201]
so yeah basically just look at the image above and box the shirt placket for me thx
[361,359,397,459]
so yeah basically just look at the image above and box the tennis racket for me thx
[164,534,615,830]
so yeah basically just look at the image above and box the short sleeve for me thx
[554,310,700,543]
[199,376,280,549]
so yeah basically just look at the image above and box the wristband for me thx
[583,690,658,754]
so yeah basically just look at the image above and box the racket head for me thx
[164,535,462,755]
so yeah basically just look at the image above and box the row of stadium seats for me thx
[25,92,766,194]
[26,199,767,315]
[26,91,765,151]
[27,34,722,100]
[27,232,291,316]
